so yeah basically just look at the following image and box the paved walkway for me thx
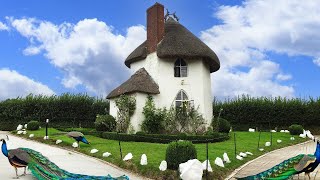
[227,139,320,180]
[0,131,147,180]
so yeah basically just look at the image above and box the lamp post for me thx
[45,119,49,140]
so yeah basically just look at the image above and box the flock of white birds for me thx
[15,124,314,179]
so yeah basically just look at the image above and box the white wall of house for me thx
[131,52,213,127]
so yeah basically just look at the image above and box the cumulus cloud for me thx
[313,58,320,67]
[201,0,320,99]
[0,21,9,31]
[10,18,146,95]
[0,68,55,100]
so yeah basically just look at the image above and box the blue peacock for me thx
[1,136,129,179]
[237,140,320,180]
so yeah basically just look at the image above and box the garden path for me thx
[227,137,319,180]
[0,131,148,180]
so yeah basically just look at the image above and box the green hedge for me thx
[101,132,229,144]
[166,141,197,170]
[213,96,320,130]
[0,93,109,130]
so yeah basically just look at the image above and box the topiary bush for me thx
[289,124,304,135]
[165,141,197,170]
[27,120,39,130]
[211,117,231,133]
[94,114,116,132]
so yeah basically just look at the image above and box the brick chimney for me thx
[147,2,164,54]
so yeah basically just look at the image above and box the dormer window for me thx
[174,58,187,77]
[175,90,188,107]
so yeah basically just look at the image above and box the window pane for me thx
[182,91,188,100]
[181,66,187,77]
[180,59,187,66]
[175,59,180,66]
[174,67,180,77]
[176,101,182,107]
[176,92,182,100]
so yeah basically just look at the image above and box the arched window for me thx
[174,58,187,77]
[175,90,188,107]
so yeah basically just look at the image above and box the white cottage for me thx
[107,3,220,132]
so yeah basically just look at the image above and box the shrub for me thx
[94,114,116,132]
[142,96,165,134]
[289,124,304,135]
[218,118,231,133]
[27,120,39,130]
[166,141,197,170]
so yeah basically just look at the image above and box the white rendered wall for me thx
[130,52,213,127]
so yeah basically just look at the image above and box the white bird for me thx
[102,152,111,157]
[259,148,264,151]
[246,152,253,156]
[159,160,167,171]
[123,153,133,161]
[24,124,27,129]
[299,133,306,138]
[72,142,78,148]
[270,130,276,132]
[22,131,27,135]
[17,131,23,135]
[265,142,271,146]
[236,155,243,160]
[248,128,255,132]
[29,134,34,138]
[56,139,62,144]
[223,152,231,163]
[43,136,49,140]
[16,124,23,131]
[202,160,213,172]
[290,137,295,141]
[90,149,99,154]
[277,139,282,143]
[214,157,224,167]
[140,154,148,165]
[306,130,314,139]
[239,152,247,157]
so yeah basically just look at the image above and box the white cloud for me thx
[201,0,320,99]
[0,68,55,100]
[10,18,146,95]
[313,58,320,67]
[0,21,9,31]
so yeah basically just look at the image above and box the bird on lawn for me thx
[67,131,90,148]
[1,136,129,179]
[237,140,320,180]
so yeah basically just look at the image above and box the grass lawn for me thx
[15,128,308,179]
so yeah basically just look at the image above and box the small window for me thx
[174,58,187,77]
[175,90,188,107]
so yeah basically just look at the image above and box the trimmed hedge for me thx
[101,132,229,144]
[166,141,197,170]
[94,114,116,132]
[289,124,304,135]
[213,96,320,130]
[0,93,108,130]
[27,120,39,130]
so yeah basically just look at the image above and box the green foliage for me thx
[141,96,165,134]
[163,105,206,134]
[115,95,136,133]
[101,131,229,144]
[213,95,320,130]
[289,124,304,135]
[27,120,40,130]
[0,93,108,130]
[94,114,116,132]
[212,117,231,133]
[165,141,197,170]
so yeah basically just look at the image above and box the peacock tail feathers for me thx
[237,154,316,180]
[21,148,129,180]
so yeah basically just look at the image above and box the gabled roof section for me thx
[125,17,220,73]
[106,68,160,99]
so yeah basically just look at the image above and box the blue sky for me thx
[0,0,319,100]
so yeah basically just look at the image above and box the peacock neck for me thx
[1,140,8,157]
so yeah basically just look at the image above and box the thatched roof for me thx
[125,17,220,73]
[107,68,160,99]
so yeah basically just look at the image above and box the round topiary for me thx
[165,140,197,170]
[218,118,231,133]
[289,124,303,135]
[95,114,116,132]
[27,120,40,130]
